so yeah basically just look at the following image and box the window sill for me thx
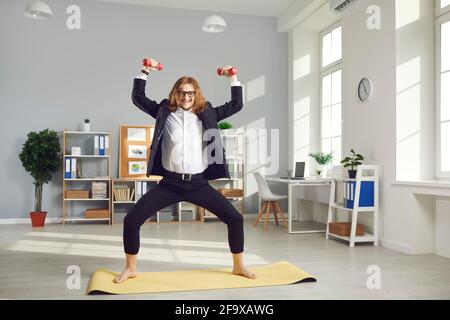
[392,180,450,188]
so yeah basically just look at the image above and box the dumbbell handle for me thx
[217,66,238,76]
[143,58,163,71]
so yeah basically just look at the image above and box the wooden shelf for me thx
[333,177,375,182]
[64,198,110,201]
[330,203,375,212]
[64,155,110,158]
[64,178,110,181]
[64,218,110,222]
[327,232,375,243]
[64,131,110,135]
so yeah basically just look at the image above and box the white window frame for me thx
[320,22,343,72]
[320,22,343,165]
[435,0,450,17]
[436,11,450,178]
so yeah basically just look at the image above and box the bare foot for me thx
[232,266,257,279]
[113,267,137,283]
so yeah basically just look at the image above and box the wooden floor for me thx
[1,217,450,300]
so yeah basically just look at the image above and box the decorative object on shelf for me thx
[218,121,233,136]
[308,152,333,177]
[65,190,89,199]
[329,222,364,237]
[24,0,53,20]
[83,119,91,132]
[71,146,81,156]
[85,208,109,219]
[19,129,61,227]
[340,149,364,178]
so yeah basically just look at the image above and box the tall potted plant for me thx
[340,149,365,179]
[19,129,61,227]
[309,152,333,177]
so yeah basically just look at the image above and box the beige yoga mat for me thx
[87,261,316,295]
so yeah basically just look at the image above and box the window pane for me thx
[332,137,342,165]
[322,32,332,67]
[332,26,342,63]
[441,122,450,172]
[442,72,450,122]
[332,70,342,104]
[332,104,342,137]
[442,0,450,8]
[442,21,450,72]
[322,74,332,107]
[322,138,332,154]
[321,106,332,138]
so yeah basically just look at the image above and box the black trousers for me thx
[123,172,244,255]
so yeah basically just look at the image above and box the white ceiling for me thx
[90,0,307,17]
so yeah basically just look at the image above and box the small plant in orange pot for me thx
[19,129,61,227]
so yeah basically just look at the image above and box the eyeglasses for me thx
[177,91,196,98]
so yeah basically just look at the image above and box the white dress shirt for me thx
[135,72,241,174]
[161,107,208,174]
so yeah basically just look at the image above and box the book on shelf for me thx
[113,185,135,201]
[92,181,107,199]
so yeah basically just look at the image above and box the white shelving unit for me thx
[326,165,379,247]
[203,132,245,221]
[62,130,111,224]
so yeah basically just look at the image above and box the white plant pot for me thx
[220,129,232,136]
[83,122,90,132]
[316,164,327,177]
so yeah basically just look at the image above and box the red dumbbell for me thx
[217,66,238,76]
[143,58,163,71]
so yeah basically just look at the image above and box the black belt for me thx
[164,170,205,181]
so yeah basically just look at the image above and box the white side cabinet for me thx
[326,165,379,247]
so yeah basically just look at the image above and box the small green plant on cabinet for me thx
[19,129,61,226]
[218,121,233,130]
[309,152,333,176]
[340,149,365,178]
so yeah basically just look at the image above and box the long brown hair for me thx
[168,76,207,115]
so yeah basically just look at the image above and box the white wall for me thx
[287,0,450,257]
[0,0,289,219]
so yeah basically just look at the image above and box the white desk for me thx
[264,177,332,234]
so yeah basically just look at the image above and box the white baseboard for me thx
[0,218,63,225]
[380,238,412,254]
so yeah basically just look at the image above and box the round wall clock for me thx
[358,78,373,102]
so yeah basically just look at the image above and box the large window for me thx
[437,5,450,176]
[320,24,342,166]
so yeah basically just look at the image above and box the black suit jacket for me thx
[131,79,243,180]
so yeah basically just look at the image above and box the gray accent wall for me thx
[0,0,288,219]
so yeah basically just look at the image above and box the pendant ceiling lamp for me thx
[202,14,227,33]
[24,0,53,20]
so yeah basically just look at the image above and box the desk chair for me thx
[253,172,288,229]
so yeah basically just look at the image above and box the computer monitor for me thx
[295,162,305,178]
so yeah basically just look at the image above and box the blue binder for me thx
[344,181,374,209]
[65,158,71,179]
[99,135,105,156]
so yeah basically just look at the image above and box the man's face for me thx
[177,83,195,110]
